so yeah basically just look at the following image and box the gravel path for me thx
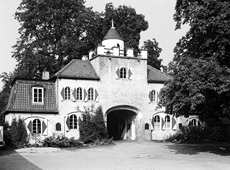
[1,141,230,170]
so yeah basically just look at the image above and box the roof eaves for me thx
[58,76,100,80]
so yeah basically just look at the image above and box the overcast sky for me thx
[0,0,189,90]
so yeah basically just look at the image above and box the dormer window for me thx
[120,67,127,78]
[32,87,44,104]
[64,87,70,100]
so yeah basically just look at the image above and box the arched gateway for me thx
[106,105,138,141]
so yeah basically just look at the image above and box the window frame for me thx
[32,119,41,134]
[32,87,44,104]
[154,115,160,130]
[190,119,197,126]
[165,115,170,129]
[76,87,83,101]
[150,90,156,102]
[64,87,71,100]
[88,88,94,101]
[69,114,77,129]
[120,67,127,79]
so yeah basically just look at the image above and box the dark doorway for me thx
[107,109,136,140]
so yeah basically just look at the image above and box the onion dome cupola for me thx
[102,20,124,50]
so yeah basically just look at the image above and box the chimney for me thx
[81,55,88,60]
[162,66,167,73]
[42,71,50,80]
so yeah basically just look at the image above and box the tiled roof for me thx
[4,79,58,114]
[147,65,172,83]
[103,27,123,41]
[54,59,100,80]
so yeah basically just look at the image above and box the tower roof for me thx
[103,27,123,41]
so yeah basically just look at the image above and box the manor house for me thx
[4,24,200,143]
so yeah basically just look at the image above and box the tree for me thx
[162,0,230,125]
[101,3,149,55]
[13,0,102,78]
[142,39,162,70]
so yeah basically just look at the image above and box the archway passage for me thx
[107,109,136,141]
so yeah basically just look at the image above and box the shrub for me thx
[166,125,230,143]
[43,136,83,148]
[79,106,110,144]
[5,118,28,148]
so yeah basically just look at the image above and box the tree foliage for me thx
[142,39,162,70]
[162,0,230,125]
[79,106,109,144]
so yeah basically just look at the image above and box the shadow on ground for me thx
[0,147,42,170]
[165,142,230,156]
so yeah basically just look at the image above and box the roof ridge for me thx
[55,59,76,77]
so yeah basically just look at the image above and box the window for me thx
[190,119,197,126]
[88,88,94,101]
[145,123,149,130]
[33,119,41,134]
[76,87,82,100]
[56,123,61,131]
[165,115,170,129]
[150,90,156,102]
[154,115,160,130]
[69,114,77,129]
[32,87,44,104]
[120,67,127,78]
[64,87,70,100]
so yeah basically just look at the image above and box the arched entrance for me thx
[106,105,138,141]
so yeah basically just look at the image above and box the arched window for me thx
[165,115,170,129]
[70,114,77,129]
[56,123,61,131]
[64,87,70,100]
[150,90,156,102]
[33,119,41,134]
[88,88,94,101]
[76,87,82,100]
[120,67,127,78]
[190,119,197,126]
[154,115,160,130]
[145,123,149,130]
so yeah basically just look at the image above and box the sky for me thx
[0,0,189,90]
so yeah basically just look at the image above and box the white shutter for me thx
[95,89,99,102]
[128,68,133,79]
[115,67,120,79]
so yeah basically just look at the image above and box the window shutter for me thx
[198,120,201,127]
[115,67,120,79]
[148,91,152,102]
[72,88,76,101]
[172,116,176,129]
[27,120,32,133]
[151,118,154,130]
[42,120,47,135]
[61,88,64,100]
[95,89,99,102]
[66,116,70,130]
[128,68,133,79]
[84,89,88,102]
[161,117,165,129]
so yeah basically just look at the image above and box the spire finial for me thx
[112,19,114,28]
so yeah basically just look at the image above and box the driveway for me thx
[0,141,230,170]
